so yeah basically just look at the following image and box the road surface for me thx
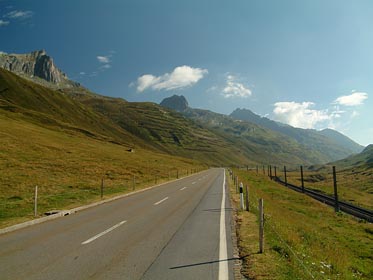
[0,168,234,279]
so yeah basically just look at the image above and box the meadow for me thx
[229,169,373,279]
[0,112,204,228]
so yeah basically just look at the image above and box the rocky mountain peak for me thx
[0,50,79,89]
[160,95,189,112]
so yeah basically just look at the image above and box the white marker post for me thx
[239,182,244,210]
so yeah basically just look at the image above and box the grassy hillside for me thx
[287,145,373,209]
[0,68,139,147]
[230,169,372,279]
[0,107,204,228]
[184,108,333,165]
[0,68,210,228]
[72,93,250,165]
[230,108,363,160]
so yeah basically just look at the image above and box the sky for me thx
[1,0,373,146]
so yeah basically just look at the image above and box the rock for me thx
[160,95,189,112]
[0,50,80,89]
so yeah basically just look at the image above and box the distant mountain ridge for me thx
[0,50,80,89]
[230,108,364,155]
[159,95,363,163]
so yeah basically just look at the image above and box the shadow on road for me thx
[169,255,249,270]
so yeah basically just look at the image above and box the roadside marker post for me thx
[239,183,244,210]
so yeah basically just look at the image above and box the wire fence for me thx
[0,167,201,225]
[229,168,331,280]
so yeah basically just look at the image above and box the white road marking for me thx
[154,197,169,205]
[82,220,127,245]
[192,182,196,185]
[180,187,187,191]
[219,170,229,280]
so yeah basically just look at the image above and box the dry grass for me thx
[278,167,373,209]
[0,113,204,228]
[230,169,373,279]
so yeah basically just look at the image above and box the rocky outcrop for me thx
[160,95,189,112]
[0,50,79,88]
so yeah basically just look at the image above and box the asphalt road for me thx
[0,168,234,280]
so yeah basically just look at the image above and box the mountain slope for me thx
[0,68,249,165]
[332,144,373,169]
[0,68,139,147]
[230,108,363,160]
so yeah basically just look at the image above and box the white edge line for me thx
[82,220,127,245]
[219,169,229,279]
[154,197,169,206]
[180,187,187,191]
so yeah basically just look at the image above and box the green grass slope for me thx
[184,108,333,165]
[72,93,250,165]
[0,68,139,147]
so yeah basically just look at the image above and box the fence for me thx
[0,167,202,224]
[228,168,317,279]
[239,164,373,222]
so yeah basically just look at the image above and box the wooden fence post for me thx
[269,165,272,180]
[34,186,38,217]
[274,166,277,178]
[300,165,305,192]
[259,198,264,253]
[333,166,339,212]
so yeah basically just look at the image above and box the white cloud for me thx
[273,101,331,129]
[101,64,111,69]
[222,75,252,98]
[79,72,86,75]
[97,55,110,64]
[0,20,9,26]
[136,65,208,92]
[334,91,368,106]
[5,10,33,20]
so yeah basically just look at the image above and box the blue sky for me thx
[1,0,372,146]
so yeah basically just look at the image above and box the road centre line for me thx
[81,220,127,245]
[180,187,187,191]
[218,170,228,279]
[154,197,169,205]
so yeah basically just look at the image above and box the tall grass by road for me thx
[229,169,373,279]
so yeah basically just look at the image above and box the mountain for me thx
[1,50,362,166]
[0,50,80,89]
[230,108,364,159]
[319,128,363,154]
[0,67,250,165]
[160,95,189,112]
[332,144,373,169]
